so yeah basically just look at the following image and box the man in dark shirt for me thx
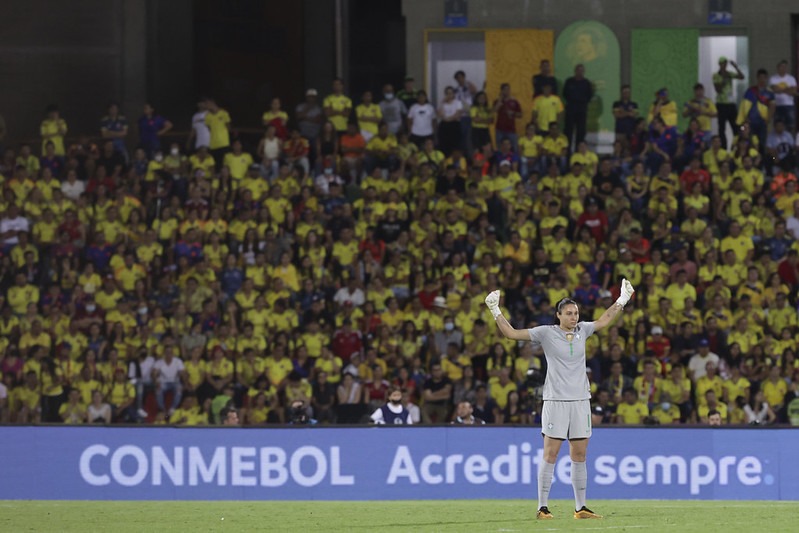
[422,362,453,423]
[612,85,638,147]
[529,248,555,285]
[435,165,466,195]
[533,59,558,97]
[562,64,594,149]
[452,401,486,425]
[592,157,623,201]
[472,384,499,424]
[312,371,337,423]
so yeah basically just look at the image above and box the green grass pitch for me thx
[1,500,794,532]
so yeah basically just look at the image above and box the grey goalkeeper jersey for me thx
[528,321,595,401]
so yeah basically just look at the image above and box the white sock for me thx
[537,461,555,509]
[572,461,588,510]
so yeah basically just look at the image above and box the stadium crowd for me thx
[2,57,799,428]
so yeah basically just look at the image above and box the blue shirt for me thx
[85,244,114,271]
[220,268,244,298]
[573,284,601,308]
[100,115,128,153]
[138,114,166,152]
[174,241,203,264]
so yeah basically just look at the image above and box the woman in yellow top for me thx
[272,251,300,292]
[570,140,599,177]
[245,392,272,425]
[40,104,68,155]
[183,346,207,397]
[469,91,494,151]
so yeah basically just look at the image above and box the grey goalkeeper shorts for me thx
[541,399,592,440]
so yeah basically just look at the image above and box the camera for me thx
[290,405,309,425]
[520,368,545,415]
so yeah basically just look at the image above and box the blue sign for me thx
[0,426,796,500]
[708,0,732,25]
[444,0,468,28]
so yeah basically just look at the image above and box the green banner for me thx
[632,29,699,131]
[554,20,620,135]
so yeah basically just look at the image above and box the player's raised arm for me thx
[593,278,635,332]
[485,290,530,341]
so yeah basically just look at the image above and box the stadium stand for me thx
[1,62,799,428]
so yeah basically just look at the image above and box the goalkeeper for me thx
[485,279,635,520]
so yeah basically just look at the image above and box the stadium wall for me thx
[1,426,797,501]
[403,0,794,87]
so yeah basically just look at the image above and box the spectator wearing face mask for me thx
[370,386,413,424]
[379,84,407,136]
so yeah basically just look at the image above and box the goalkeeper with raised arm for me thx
[484,279,635,520]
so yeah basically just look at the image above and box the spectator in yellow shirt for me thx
[40,104,68,155]
[503,231,530,264]
[615,387,649,424]
[762,365,788,409]
[324,78,353,133]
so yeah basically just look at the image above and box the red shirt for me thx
[364,379,389,401]
[679,168,711,194]
[577,210,609,243]
[359,238,386,263]
[494,98,521,133]
[332,329,362,362]
[778,258,799,287]
[417,290,438,310]
[646,337,671,360]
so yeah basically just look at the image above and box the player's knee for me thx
[570,451,587,462]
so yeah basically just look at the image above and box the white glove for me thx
[484,290,502,319]
[616,278,635,308]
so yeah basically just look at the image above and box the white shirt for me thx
[408,103,436,136]
[688,352,720,380]
[770,74,797,107]
[786,215,799,240]
[192,111,211,148]
[0,216,29,245]
[153,357,185,383]
[371,402,413,424]
[333,287,366,307]
[262,137,281,159]
[315,172,344,195]
[454,83,473,110]
[61,180,86,201]
[132,355,156,385]
[744,402,771,424]
[439,99,463,120]
[406,402,421,424]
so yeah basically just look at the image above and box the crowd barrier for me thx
[0,426,796,500]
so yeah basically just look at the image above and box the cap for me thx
[433,296,448,308]
[698,338,710,347]
[306,88,318,96]
[592,405,604,415]
[651,326,664,335]
[499,160,511,167]
[718,56,728,64]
